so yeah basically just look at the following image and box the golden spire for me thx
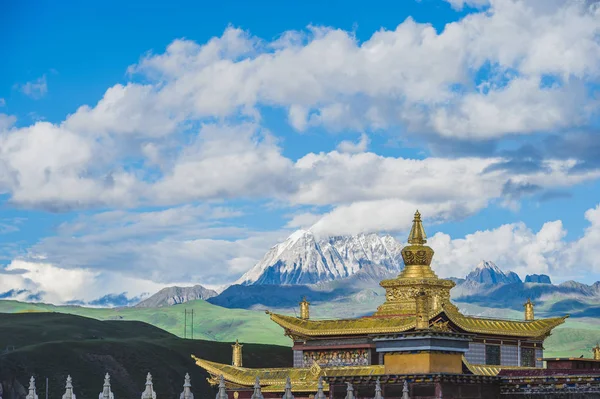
[232,339,243,367]
[593,344,600,360]
[398,210,436,273]
[524,298,534,321]
[407,210,427,245]
[299,297,310,320]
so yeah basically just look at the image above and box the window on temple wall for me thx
[485,344,501,365]
[521,347,536,367]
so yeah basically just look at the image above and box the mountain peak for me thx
[236,232,404,285]
[466,260,522,285]
[135,284,218,308]
[475,260,503,273]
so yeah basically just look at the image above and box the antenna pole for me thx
[46,377,48,399]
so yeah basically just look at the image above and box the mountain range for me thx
[124,229,600,315]
[5,229,600,317]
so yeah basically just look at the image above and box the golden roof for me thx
[462,357,536,377]
[268,307,568,339]
[267,311,417,337]
[192,355,384,392]
[443,307,568,338]
[193,355,538,392]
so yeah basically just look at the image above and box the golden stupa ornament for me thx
[374,210,457,316]
[299,297,310,320]
[524,298,535,321]
[232,339,243,367]
[593,344,600,360]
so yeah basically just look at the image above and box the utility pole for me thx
[191,309,194,339]
[45,377,48,399]
[184,309,187,339]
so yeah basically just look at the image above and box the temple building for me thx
[193,211,596,398]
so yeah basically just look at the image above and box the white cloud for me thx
[429,204,600,283]
[0,0,597,211]
[291,153,600,236]
[103,0,598,138]
[1,260,172,304]
[337,133,370,153]
[285,211,324,229]
[0,114,16,131]
[432,77,589,139]
[150,123,297,203]
[65,84,181,138]
[0,98,6,107]
[23,205,282,289]
[0,121,141,210]
[18,75,48,99]
[444,0,490,10]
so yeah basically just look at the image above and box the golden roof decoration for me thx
[443,306,568,338]
[407,210,427,245]
[194,355,537,391]
[266,311,419,337]
[462,357,536,377]
[267,306,568,339]
[192,355,384,392]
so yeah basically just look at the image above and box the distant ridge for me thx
[525,274,552,284]
[135,285,218,308]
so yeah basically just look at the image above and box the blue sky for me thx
[2,0,600,304]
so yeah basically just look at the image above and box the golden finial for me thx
[524,298,534,321]
[232,339,243,367]
[407,210,427,245]
[299,297,310,320]
[593,343,600,360]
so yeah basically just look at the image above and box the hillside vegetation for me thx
[0,313,291,399]
[0,299,290,346]
[1,297,598,360]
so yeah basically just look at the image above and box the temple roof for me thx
[266,311,417,337]
[443,307,568,338]
[267,308,568,339]
[193,355,537,392]
[462,358,536,377]
[191,355,384,392]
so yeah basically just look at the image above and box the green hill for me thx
[1,298,598,360]
[0,299,290,346]
[0,312,291,399]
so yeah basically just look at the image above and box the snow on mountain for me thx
[465,260,522,285]
[235,230,404,285]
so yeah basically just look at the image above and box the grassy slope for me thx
[2,296,598,359]
[0,313,291,399]
[0,299,290,346]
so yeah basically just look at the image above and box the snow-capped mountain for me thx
[235,230,404,285]
[465,260,522,285]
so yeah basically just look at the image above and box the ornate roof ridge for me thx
[442,305,568,337]
[192,355,385,389]
[462,356,538,377]
[442,303,570,323]
[267,306,567,338]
